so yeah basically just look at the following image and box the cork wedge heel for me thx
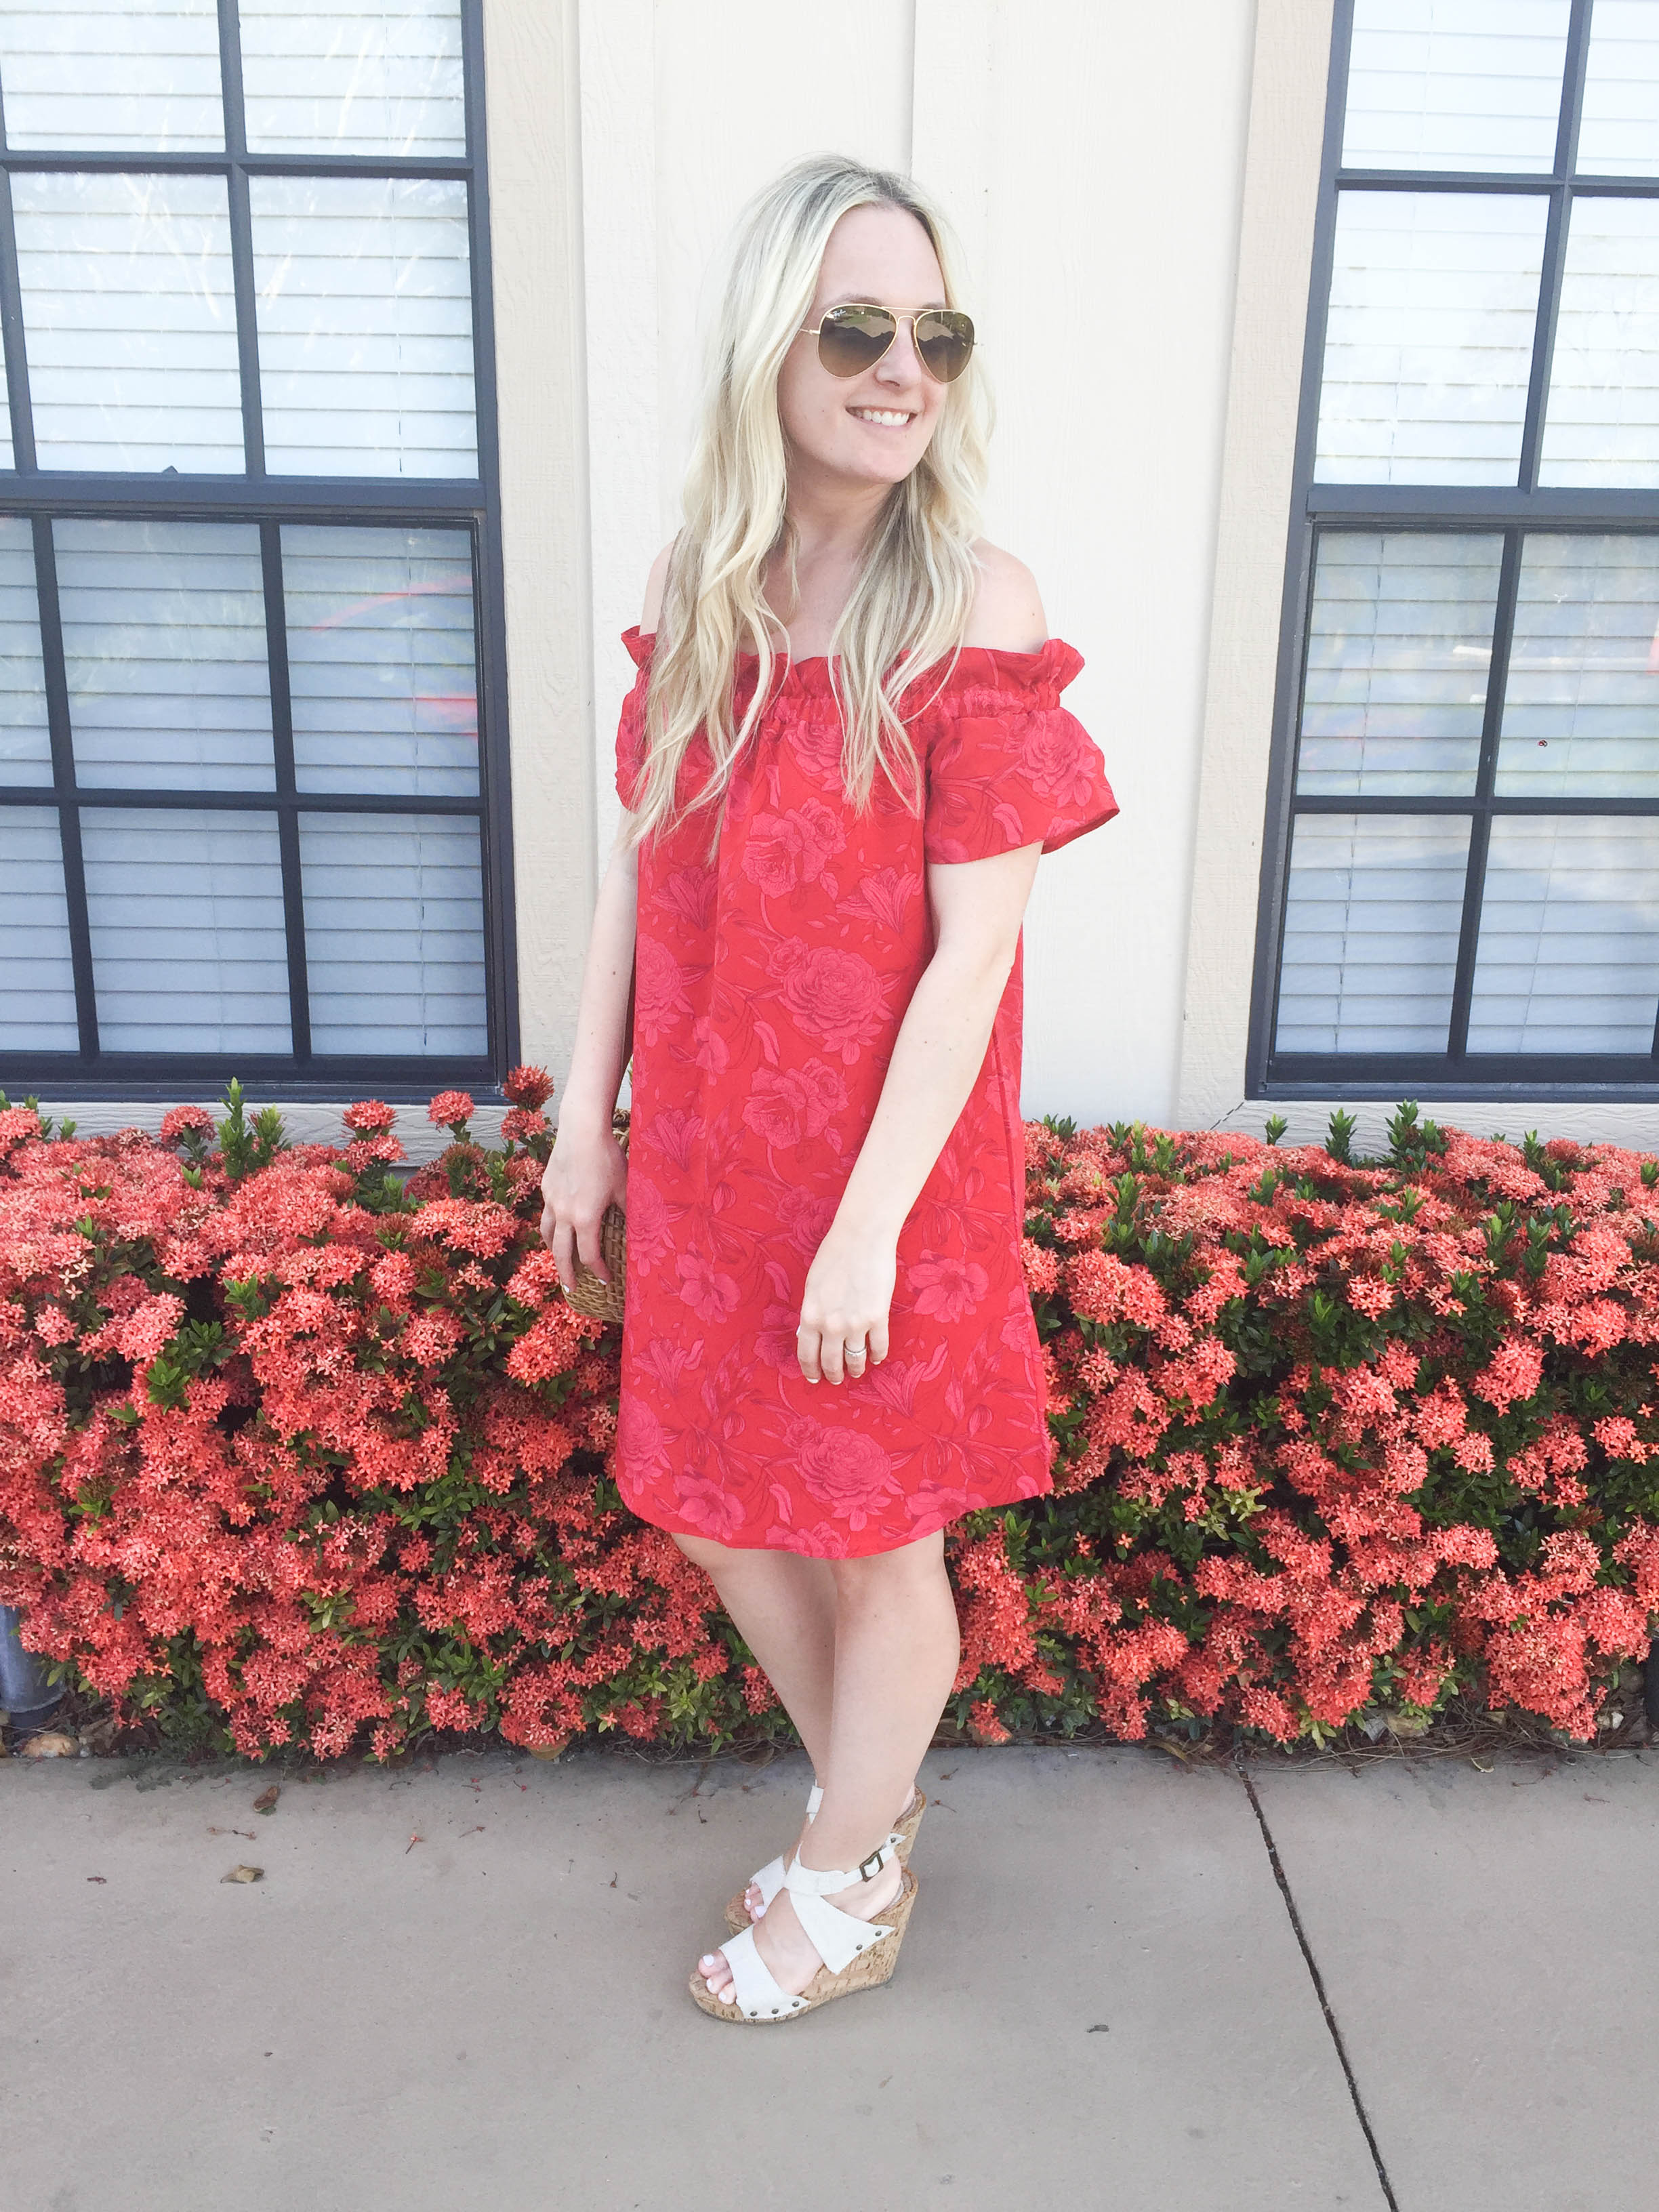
[723,1782,926,1936]
[691,1837,920,2025]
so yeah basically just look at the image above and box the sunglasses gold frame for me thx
[798,302,977,384]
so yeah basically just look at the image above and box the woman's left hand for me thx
[798,1222,897,1385]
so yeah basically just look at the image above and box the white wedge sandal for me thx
[724,1781,926,1934]
[691,1832,920,2024]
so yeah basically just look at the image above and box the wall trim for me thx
[482,0,596,1083]
[1176,0,1334,1133]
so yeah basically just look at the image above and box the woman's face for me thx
[777,203,953,495]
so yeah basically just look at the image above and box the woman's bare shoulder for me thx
[962,541,1049,653]
[639,541,676,636]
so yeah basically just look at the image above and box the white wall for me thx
[576,0,1256,1124]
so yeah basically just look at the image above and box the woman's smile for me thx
[849,405,917,428]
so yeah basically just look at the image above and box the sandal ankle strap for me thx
[783,1830,902,1898]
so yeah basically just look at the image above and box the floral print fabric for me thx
[611,627,1118,1557]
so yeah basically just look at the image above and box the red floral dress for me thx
[611,627,1117,1557]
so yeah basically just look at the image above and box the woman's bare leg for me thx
[808,1530,960,1870]
[674,1530,927,1921]
[672,1534,839,1774]
[697,1530,960,2003]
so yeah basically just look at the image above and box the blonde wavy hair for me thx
[626,155,991,854]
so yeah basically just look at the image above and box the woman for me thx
[541,155,1116,2024]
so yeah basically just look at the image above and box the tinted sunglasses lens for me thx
[916,310,974,382]
[816,305,896,377]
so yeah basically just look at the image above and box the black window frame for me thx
[0,0,516,1103]
[1250,0,1659,1105]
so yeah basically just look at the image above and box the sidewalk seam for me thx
[1238,1761,1401,2212]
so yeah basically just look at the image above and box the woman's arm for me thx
[795,841,1041,1383]
[539,816,638,1288]
[540,544,678,1285]
[555,815,639,1136]
[796,544,1052,1384]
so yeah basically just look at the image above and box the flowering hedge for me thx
[1,1083,1656,1759]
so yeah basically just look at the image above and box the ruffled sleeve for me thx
[614,626,653,808]
[918,638,1118,865]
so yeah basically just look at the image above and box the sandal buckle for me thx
[857,1847,884,1882]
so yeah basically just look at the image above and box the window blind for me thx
[1496,535,1659,799]
[12,170,244,473]
[1266,5,1659,1088]
[81,806,291,1054]
[1576,0,1659,176]
[1341,0,1570,176]
[298,811,486,1054]
[0,809,78,1051]
[1539,197,1659,489]
[282,524,477,795]
[1275,812,1471,1054]
[239,1,465,157]
[249,176,477,478]
[0,519,52,790]
[54,518,276,792]
[1468,816,1659,1051]
[1296,531,1500,796]
[0,3,501,1086]
[1315,189,1549,485]
[0,2,224,152]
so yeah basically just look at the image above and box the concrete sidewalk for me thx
[3,1742,1652,2212]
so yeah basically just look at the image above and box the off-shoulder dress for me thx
[609,627,1117,1559]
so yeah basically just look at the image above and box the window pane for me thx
[1469,816,1659,1051]
[299,812,485,1054]
[1576,0,1659,176]
[1297,531,1500,795]
[1275,812,1471,1052]
[240,1,465,157]
[1315,190,1548,484]
[14,172,243,472]
[54,519,274,792]
[0,520,52,790]
[0,2,224,152]
[282,525,476,795]
[1342,0,1570,175]
[1496,535,1659,796]
[249,176,476,478]
[81,808,291,1052]
[1538,198,1659,487]
[0,809,77,1048]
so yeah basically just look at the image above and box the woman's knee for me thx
[829,1530,949,1599]
[672,1530,738,1575]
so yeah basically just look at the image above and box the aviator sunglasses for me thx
[799,302,976,384]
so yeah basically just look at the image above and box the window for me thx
[1254,0,1659,1097]
[0,0,512,1097]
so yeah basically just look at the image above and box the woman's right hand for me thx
[539,1114,630,1292]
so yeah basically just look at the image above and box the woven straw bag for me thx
[562,1196,627,1325]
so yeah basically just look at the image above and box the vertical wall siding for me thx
[574,0,1256,1125]
[913,0,1254,1124]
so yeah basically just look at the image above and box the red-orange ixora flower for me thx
[502,1064,554,1110]
[158,1105,216,1147]
[342,1099,398,1135]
